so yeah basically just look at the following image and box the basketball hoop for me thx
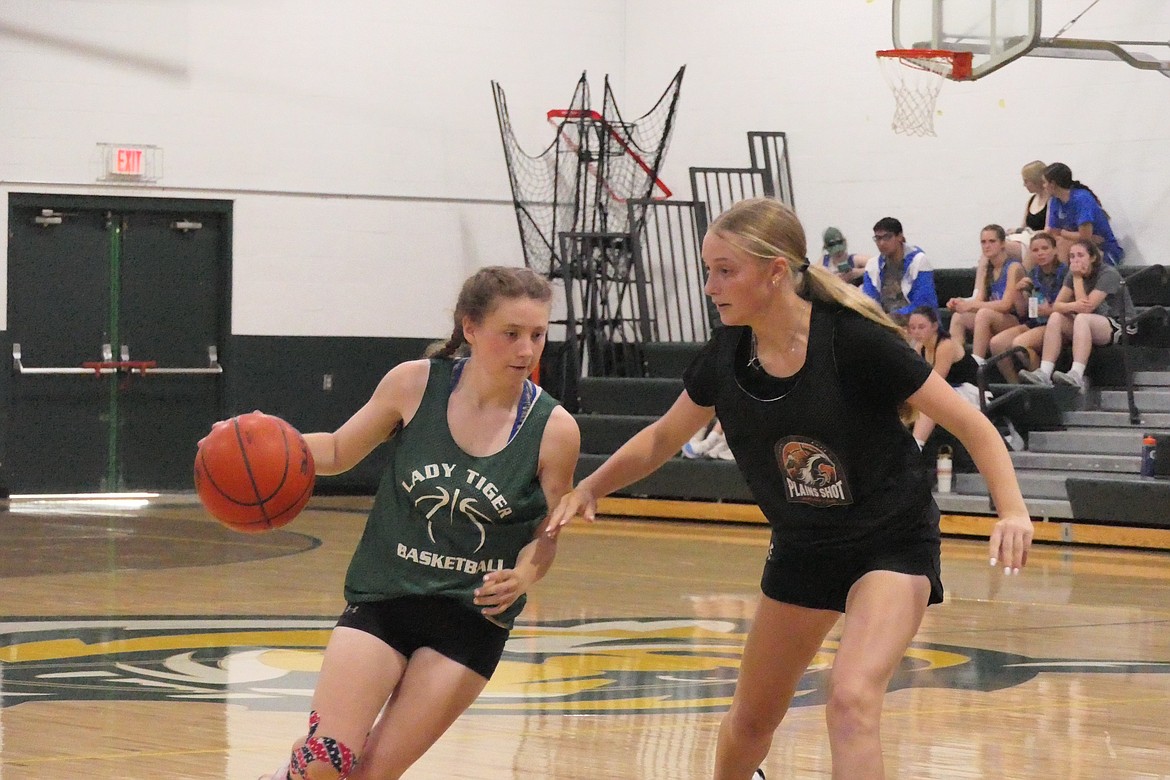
[876,49,972,137]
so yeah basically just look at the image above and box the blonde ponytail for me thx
[711,198,904,338]
[799,264,903,337]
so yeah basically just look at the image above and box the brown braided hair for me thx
[426,266,553,359]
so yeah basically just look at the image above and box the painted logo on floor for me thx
[1,617,1168,713]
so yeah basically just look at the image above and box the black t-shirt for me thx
[683,303,936,554]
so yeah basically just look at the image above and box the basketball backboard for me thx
[893,0,1040,80]
[892,0,1170,79]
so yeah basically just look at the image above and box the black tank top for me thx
[920,337,978,386]
[683,304,936,554]
[1025,195,1048,231]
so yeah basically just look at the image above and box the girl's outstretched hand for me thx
[988,512,1034,574]
[545,486,598,539]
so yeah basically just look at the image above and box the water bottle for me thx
[936,445,953,493]
[1141,434,1157,477]
[1028,289,1041,319]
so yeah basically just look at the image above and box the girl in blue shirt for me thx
[989,232,1067,382]
[944,225,1024,364]
[1044,162,1123,266]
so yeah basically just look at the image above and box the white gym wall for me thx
[2,1,1166,336]
[632,0,1169,276]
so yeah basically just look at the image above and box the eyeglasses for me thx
[872,233,895,243]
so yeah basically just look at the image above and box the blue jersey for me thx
[1025,263,1068,326]
[986,258,1022,302]
[1048,188,1123,265]
[1032,263,1067,304]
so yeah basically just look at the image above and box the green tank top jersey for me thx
[344,358,558,628]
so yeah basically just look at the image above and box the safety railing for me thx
[1118,264,1169,424]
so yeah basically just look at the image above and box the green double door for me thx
[6,195,231,493]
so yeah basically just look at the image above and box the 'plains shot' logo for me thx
[776,437,852,507]
[3,617,1170,714]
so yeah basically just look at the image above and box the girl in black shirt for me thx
[549,198,1032,780]
[906,304,981,448]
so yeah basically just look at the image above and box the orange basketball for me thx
[194,411,315,533]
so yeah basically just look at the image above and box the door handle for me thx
[12,343,115,375]
[12,344,224,376]
[123,345,224,375]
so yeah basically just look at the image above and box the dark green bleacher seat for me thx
[932,267,976,305]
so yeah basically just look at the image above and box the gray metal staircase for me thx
[1097,390,1170,412]
[945,372,1170,521]
[1005,452,1139,472]
[1063,410,1170,427]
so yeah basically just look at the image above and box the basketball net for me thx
[876,50,971,137]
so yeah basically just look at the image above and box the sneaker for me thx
[1004,419,1026,452]
[682,428,716,458]
[1052,370,1086,390]
[706,434,735,461]
[1018,368,1052,386]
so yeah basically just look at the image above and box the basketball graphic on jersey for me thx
[415,485,494,553]
[776,437,853,507]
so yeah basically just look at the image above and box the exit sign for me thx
[110,147,144,176]
[98,143,161,182]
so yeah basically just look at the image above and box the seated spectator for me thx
[1005,160,1049,270]
[989,232,1067,382]
[861,217,938,321]
[681,418,734,460]
[905,305,981,449]
[1044,162,1124,266]
[820,226,869,284]
[1019,239,1136,390]
[945,225,1025,363]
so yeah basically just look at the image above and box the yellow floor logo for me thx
[1,617,1168,713]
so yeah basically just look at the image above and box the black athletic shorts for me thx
[1106,317,1139,344]
[761,537,944,613]
[336,595,509,680]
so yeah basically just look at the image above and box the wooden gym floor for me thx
[1,495,1169,779]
